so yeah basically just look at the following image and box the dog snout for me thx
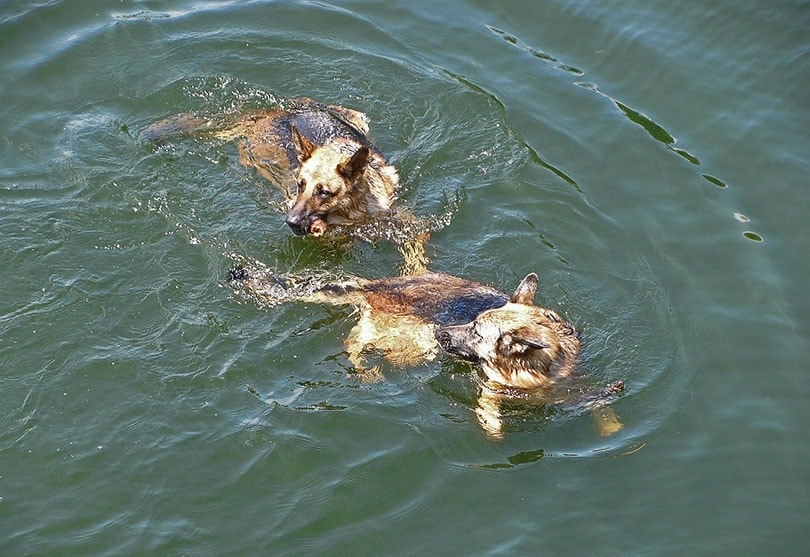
[435,328,452,348]
[285,212,309,236]
[436,325,479,362]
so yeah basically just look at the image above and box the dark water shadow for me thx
[443,69,581,192]
[485,24,764,243]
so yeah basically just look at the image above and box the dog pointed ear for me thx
[500,332,550,355]
[518,335,550,350]
[291,125,316,161]
[510,273,538,305]
[337,146,369,179]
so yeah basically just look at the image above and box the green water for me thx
[1,1,807,554]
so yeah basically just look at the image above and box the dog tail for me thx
[140,113,220,144]
[141,112,253,145]
[227,261,364,307]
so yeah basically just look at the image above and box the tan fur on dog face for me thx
[465,303,580,389]
[285,129,397,235]
[289,144,385,225]
[435,273,581,390]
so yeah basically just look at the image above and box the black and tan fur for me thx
[229,263,622,437]
[144,100,397,231]
[234,99,399,237]
[145,98,429,274]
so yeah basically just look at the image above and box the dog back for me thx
[361,273,509,326]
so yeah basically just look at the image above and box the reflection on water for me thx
[487,25,584,77]
[486,22,765,243]
[703,173,728,188]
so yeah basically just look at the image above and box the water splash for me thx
[179,76,283,118]
[226,254,357,309]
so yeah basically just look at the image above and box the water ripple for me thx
[485,23,765,243]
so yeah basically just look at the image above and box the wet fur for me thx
[143,98,399,236]
[144,99,429,274]
[228,264,622,436]
[229,266,578,383]
[229,265,511,370]
[434,273,581,389]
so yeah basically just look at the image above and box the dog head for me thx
[435,273,581,389]
[285,125,371,236]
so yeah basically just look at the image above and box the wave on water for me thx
[486,24,765,243]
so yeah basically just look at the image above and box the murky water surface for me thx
[1,1,807,554]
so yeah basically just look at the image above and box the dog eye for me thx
[315,184,333,198]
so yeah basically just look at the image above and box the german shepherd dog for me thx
[144,98,399,237]
[145,98,430,274]
[229,263,623,437]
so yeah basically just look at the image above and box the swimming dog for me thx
[228,263,623,436]
[144,98,429,273]
[235,99,399,237]
[144,99,399,235]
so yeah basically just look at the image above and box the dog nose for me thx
[285,213,308,236]
[435,328,451,345]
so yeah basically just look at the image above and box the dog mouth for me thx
[286,213,327,236]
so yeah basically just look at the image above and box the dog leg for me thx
[398,233,430,276]
[590,381,625,436]
[344,321,385,383]
[325,103,370,135]
[592,407,623,437]
[475,387,505,439]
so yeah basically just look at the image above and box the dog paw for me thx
[593,406,623,437]
[228,266,251,282]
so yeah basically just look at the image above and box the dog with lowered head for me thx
[143,98,399,237]
[434,273,580,390]
[228,263,623,436]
